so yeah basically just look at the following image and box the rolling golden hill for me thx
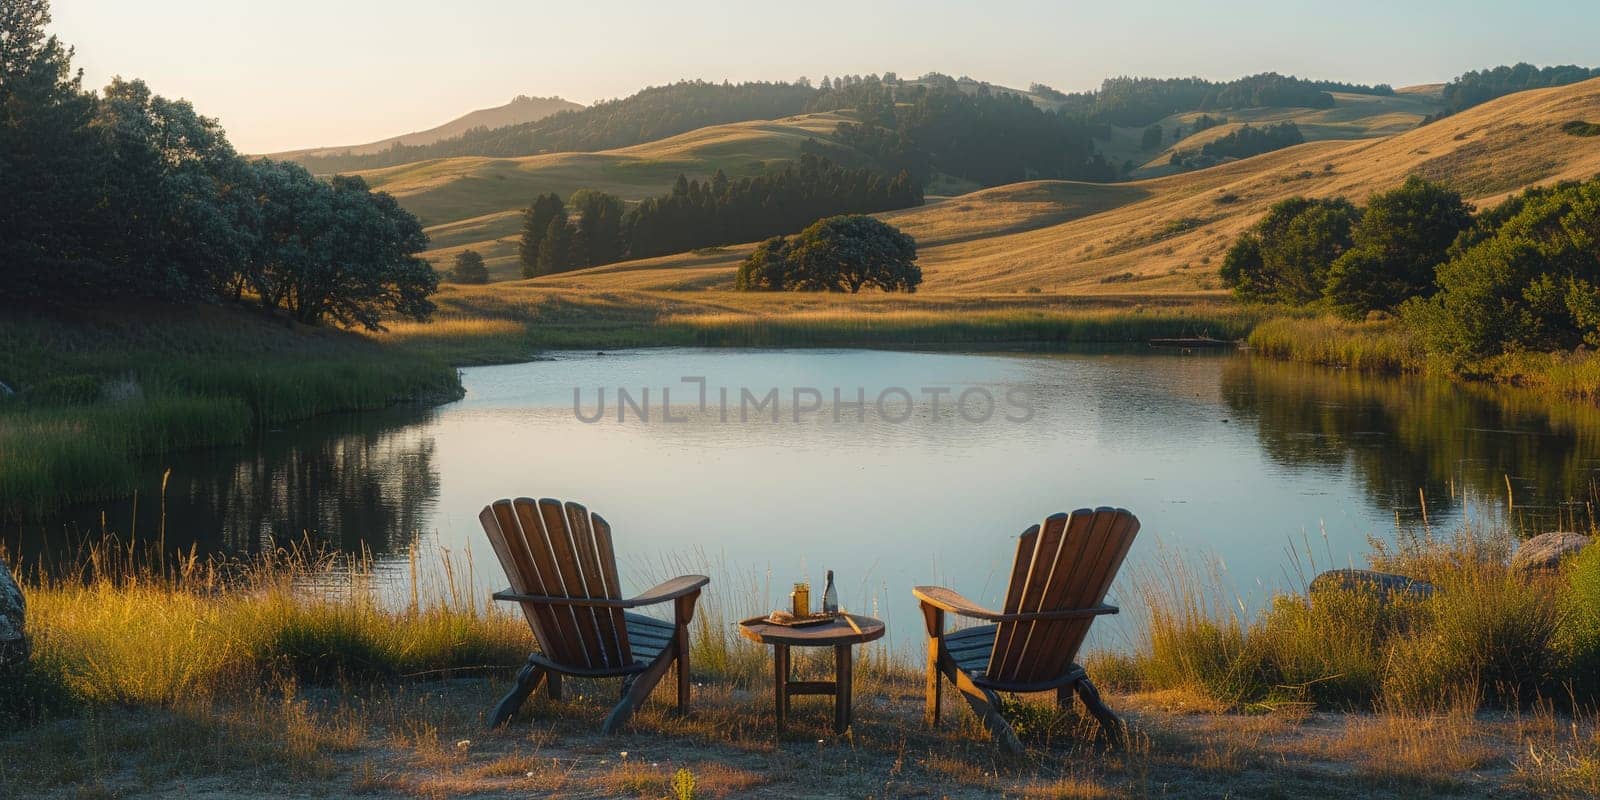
[391,85,1443,281]
[265,95,582,160]
[369,113,856,278]
[515,77,1600,296]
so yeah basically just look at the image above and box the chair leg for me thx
[921,604,944,727]
[675,622,691,713]
[1073,675,1125,748]
[933,644,1024,754]
[546,672,563,701]
[603,646,676,734]
[489,658,547,728]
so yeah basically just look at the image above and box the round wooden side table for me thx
[738,613,886,734]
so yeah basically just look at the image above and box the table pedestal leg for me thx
[834,644,853,734]
[773,644,790,731]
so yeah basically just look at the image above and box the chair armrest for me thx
[626,574,710,608]
[913,585,1003,620]
[493,575,709,609]
[914,585,1118,623]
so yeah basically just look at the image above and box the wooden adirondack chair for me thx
[479,498,709,733]
[914,507,1139,753]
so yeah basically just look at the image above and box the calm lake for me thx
[13,348,1600,649]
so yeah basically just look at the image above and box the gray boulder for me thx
[0,563,25,667]
[1511,532,1592,575]
[1310,569,1435,602]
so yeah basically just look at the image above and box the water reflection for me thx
[1220,358,1600,529]
[9,406,440,566]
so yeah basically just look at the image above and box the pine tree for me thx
[536,215,573,274]
[518,193,564,278]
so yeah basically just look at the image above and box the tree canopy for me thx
[1324,176,1474,317]
[0,0,437,329]
[1220,197,1360,305]
[450,250,489,284]
[735,215,919,293]
[1220,177,1471,319]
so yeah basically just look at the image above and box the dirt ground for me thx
[4,668,1595,800]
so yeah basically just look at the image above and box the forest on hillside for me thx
[1424,63,1600,122]
[515,153,922,274]
[290,72,1388,178]
[1030,72,1393,127]
[816,75,1114,184]
[290,64,1596,187]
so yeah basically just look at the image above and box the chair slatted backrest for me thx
[987,508,1139,684]
[479,498,631,670]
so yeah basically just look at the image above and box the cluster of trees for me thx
[735,215,920,293]
[623,154,919,260]
[1224,173,1600,363]
[516,190,626,275]
[517,154,921,275]
[1169,122,1304,169]
[1049,73,1392,128]
[822,77,1114,186]
[1221,176,1474,319]
[1425,63,1600,122]
[297,80,821,173]
[1404,177,1600,359]
[1,1,435,328]
[1229,173,1600,361]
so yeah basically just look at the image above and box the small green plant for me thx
[1561,120,1600,137]
[672,766,696,800]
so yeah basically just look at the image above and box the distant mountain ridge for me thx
[266,95,582,159]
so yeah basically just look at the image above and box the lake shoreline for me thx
[8,294,1600,522]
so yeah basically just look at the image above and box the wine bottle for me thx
[822,569,838,614]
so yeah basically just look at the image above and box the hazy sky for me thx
[48,0,1600,154]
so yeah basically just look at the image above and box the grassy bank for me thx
[383,285,1261,361]
[0,307,462,519]
[4,527,1599,797]
[1105,527,1600,716]
[1247,315,1600,399]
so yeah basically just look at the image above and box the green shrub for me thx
[1409,177,1600,360]
[21,374,101,405]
